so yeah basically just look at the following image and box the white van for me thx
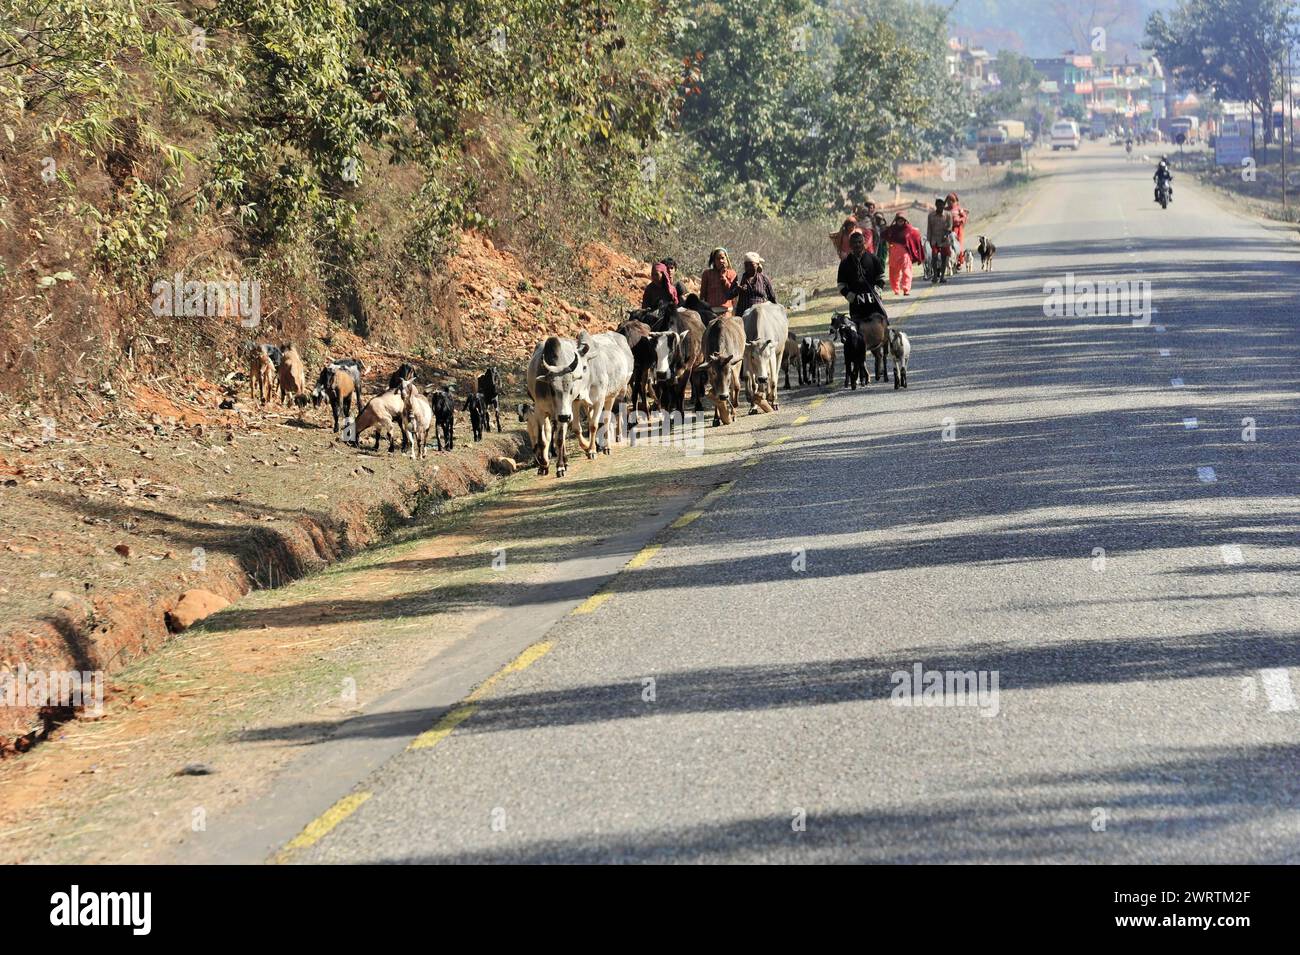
[1051,120,1081,150]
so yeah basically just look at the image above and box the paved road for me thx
[293,146,1300,863]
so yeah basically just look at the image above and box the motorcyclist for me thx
[1153,157,1173,204]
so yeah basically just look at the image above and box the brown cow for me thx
[659,308,706,424]
[703,315,745,426]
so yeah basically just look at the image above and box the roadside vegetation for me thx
[1,0,976,398]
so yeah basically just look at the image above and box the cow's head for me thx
[650,331,678,380]
[743,339,774,384]
[705,350,742,401]
[537,335,588,423]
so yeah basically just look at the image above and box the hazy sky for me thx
[948,0,1175,57]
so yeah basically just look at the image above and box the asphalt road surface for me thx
[261,146,1300,863]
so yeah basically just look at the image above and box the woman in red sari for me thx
[882,213,925,296]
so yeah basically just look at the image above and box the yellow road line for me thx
[626,543,662,570]
[274,791,371,861]
[769,435,792,447]
[410,702,478,750]
[671,510,704,529]
[466,641,554,701]
[671,480,735,528]
[741,455,760,468]
[793,414,809,426]
[809,397,827,410]
[277,636,558,859]
[572,590,613,614]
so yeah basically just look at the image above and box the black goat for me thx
[831,312,867,390]
[476,367,502,432]
[465,392,487,442]
[430,389,455,451]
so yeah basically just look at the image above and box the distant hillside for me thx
[950,0,1175,58]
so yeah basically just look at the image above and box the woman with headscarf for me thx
[641,261,680,311]
[699,247,738,315]
[945,192,968,267]
[829,217,863,261]
[732,252,776,316]
[882,212,926,296]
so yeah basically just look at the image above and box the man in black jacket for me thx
[836,230,887,321]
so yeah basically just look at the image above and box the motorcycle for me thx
[1155,180,1170,209]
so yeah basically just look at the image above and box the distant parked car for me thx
[1051,120,1081,151]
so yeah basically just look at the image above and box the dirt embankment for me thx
[0,231,648,751]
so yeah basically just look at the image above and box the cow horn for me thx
[542,353,580,376]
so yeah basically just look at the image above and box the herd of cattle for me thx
[243,294,912,476]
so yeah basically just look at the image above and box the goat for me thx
[311,358,364,432]
[465,392,488,442]
[277,344,307,409]
[813,338,836,386]
[799,337,816,386]
[833,318,867,390]
[779,331,802,388]
[477,367,503,432]
[387,362,417,391]
[352,388,406,452]
[888,328,911,389]
[248,344,277,405]
[399,380,435,459]
[430,389,455,451]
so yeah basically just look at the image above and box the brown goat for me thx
[353,388,406,451]
[812,339,836,385]
[249,346,276,405]
[277,344,306,406]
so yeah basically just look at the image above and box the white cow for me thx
[526,335,590,477]
[741,302,790,413]
[572,330,634,458]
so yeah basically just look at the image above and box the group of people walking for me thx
[638,192,972,329]
[641,248,777,319]
[829,193,968,294]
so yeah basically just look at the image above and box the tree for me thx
[1049,0,1135,61]
[979,51,1043,125]
[1147,0,1296,145]
[677,0,963,216]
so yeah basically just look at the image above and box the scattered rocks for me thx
[113,543,132,558]
[164,589,230,633]
[49,590,76,606]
